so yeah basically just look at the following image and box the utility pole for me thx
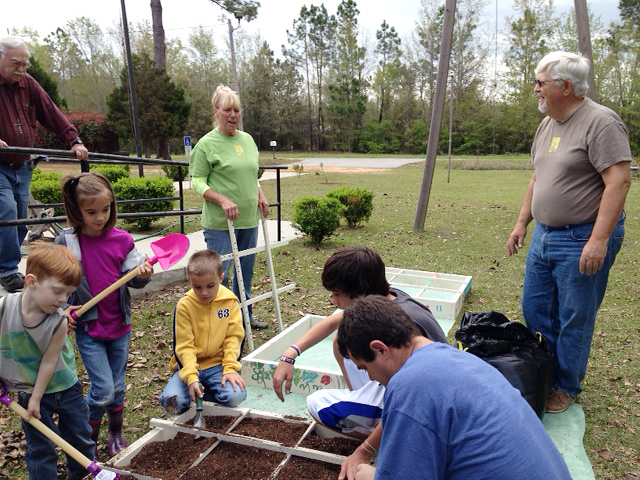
[574,0,596,100]
[414,0,457,231]
[228,12,243,130]
[120,0,144,176]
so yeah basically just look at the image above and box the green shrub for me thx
[113,177,175,230]
[161,162,188,181]
[292,196,344,244]
[31,168,62,183]
[30,178,64,215]
[91,164,130,184]
[327,186,374,228]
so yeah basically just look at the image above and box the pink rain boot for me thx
[107,405,127,457]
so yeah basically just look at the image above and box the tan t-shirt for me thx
[531,98,631,226]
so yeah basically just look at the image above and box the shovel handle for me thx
[5,397,92,468]
[71,256,159,320]
[71,267,142,319]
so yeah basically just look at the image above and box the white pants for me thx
[306,358,385,436]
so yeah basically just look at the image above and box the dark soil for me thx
[230,416,309,446]
[185,442,285,479]
[126,432,215,479]
[299,432,360,456]
[182,414,238,433]
[276,456,342,479]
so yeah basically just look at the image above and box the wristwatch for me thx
[72,138,83,146]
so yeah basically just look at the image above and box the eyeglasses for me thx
[534,78,560,88]
[10,59,30,69]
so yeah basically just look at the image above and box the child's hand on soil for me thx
[221,372,245,391]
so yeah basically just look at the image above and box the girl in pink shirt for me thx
[55,172,153,458]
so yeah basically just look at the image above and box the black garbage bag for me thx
[454,311,555,418]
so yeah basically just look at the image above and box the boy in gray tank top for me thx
[0,243,95,479]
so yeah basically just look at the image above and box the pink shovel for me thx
[70,233,190,320]
[0,379,120,479]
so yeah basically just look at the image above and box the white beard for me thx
[538,98,549,114]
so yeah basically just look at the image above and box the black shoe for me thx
[250,319,268,330]
[0,273,24,293]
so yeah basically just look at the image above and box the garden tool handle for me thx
[71,267,142,319]
[3,395,92,468]
[196,383,203,410]
[71,256,159,320]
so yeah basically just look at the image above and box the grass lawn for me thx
[1,155,638,479]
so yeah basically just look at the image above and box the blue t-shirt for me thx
[376,343,571,479]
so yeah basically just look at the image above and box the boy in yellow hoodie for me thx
[158,249,246,413]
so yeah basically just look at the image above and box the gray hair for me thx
[535,51,590,97]
[0,36,29,56]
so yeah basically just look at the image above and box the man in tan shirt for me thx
[507,51,631,413]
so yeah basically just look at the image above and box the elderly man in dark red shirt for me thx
[0,35,88,293]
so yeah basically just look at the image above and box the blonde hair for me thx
[211,85,241,127]
[61,172,117,234]
[187,249,223,278]
[26,242,82,287]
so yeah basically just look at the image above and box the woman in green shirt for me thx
[189,85,270,329]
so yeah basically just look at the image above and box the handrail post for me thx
[276,168,282,241]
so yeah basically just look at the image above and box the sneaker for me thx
[546,389,576,413]
[250,319,268,330]
[0,273,24,293]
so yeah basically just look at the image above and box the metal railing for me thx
[0,147,288,240]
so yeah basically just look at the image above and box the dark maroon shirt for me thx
[0,72,78,165]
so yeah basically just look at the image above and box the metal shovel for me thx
[0,379,120,479]
[70,233,190,320]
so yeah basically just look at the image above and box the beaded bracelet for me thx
[289,344,301,356]
[279,355,295,365]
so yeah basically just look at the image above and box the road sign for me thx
[184,136,191,147]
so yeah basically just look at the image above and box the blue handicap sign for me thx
[184,136,191,147]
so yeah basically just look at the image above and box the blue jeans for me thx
[157,364,246,414]
[18,382,95,480]
[522,215,624,397]
[203,227,258,324]
[75,329,130,419]
[0,162,31,277]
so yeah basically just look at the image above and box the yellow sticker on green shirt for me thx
[234,144,244,155]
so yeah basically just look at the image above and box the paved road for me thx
[292,157,423,169]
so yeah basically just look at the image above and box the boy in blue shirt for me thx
[337,296,572,480]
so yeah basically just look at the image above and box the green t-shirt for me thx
[190,128,260,230]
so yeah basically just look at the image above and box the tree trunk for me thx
[151,0,171,159]
[151,0,166,70]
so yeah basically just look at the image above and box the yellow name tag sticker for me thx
[234,144,244,155]
[548,136,560,153]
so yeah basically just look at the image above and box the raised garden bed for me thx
[126,432,216,479]
[107,403,358,479]
[230,415,310,446]
[299,431,361,456]
[186,442,286,479]
[276,456,342,479]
